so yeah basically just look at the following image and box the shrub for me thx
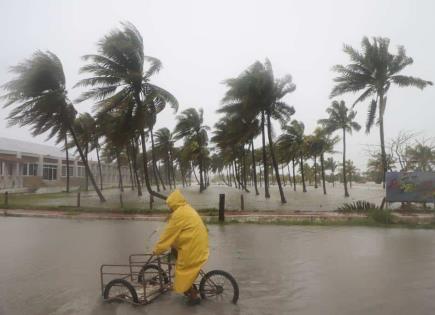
[337,200,379,213]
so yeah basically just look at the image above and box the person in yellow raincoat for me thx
[153,190,209,304]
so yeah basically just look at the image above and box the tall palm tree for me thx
[145,94,179,191]
[75,22,177,200]
[318,100,361,197]
[1,51,105,201]
[331,37,432,187]
[174,108,210,192]
[220,59,295,203]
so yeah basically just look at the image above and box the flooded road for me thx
[27,183,385,212]
[1,217,435,314]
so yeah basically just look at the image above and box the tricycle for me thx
[100,252,239,305]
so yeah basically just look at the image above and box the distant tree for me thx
[319,100,361,197]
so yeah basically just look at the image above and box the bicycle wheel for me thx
[137,264,169,285]
[103,279,139,304]
[199,270,239,304]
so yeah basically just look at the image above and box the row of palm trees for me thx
[1,23,432,203]
[1,23,200,202]
[211,37,432,201]
[212,62,358,201]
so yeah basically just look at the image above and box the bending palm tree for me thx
[1,51,105,201]
[318,100,361,197]
[220,59,295,203]
[75,22,177,200]
[331,37,432,187]
[174,108,210,192]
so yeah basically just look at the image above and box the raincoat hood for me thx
[166,190,188,211]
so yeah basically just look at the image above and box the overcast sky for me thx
[0,0,434,170]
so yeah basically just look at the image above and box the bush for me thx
[337,200,379,213]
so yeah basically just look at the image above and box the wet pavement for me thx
[1,217,435,314]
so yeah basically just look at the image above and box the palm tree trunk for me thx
[169,148,176,188]
[126,146,135,190]
[242,148,249,192]
[314,155,318,189]
[281,164,286,186]
[261,111,270,198]
[116,151,124,192]
[250,140,259,195]
[287,163,291,188]
[234,160,243,189]
[96,141,103,191]
[292,158,296,191]
[378,91,387,189]
[266,114,286,203]
[342,128,349,197]
[320,153,326,195]
[166,158,172,190]
[140,130,166,200]
[198,156,205,192]
[85,144,89,192]
[131,140,142,196]
[65,134,70,193]
[192,165,201,186]
[68,127,105,202]
[150,128,162,192]
[300,155,307,192]
[259,167,263,187]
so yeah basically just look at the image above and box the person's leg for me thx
[185,284,200,305]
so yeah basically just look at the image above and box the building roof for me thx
[0,137,65,158]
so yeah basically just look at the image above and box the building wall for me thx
[0,151,131,191]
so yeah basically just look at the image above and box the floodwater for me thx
[30,183,385,211]
[1,217,435,314]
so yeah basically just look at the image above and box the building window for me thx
[77,166,85,177]
[22,163,38,176]
[43,164,57,180]
[29,164,38,176]
[61,166,74,177]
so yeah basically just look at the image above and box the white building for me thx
[0,137,130,191]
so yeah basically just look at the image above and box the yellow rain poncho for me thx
[153,190,209,293]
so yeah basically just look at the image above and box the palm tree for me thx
[325,157,338,187]
[312,128,339,194]
[318,100,361,197]
[279,120,307,192]
[145,94,179,191]
[344,160,358,188]
[72,113,94,191]
[174,108,210,192]
[154,127,177,189]
[331,37,432,187]
[220,59,295,203]
[75,22,177,200]
[2,51,105,201]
